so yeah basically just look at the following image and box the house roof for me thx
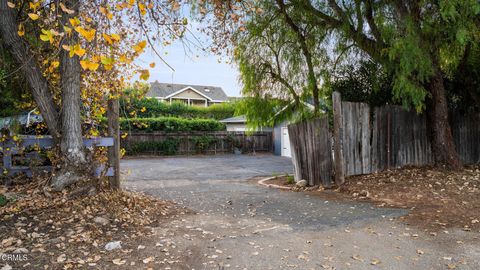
[219,115,247,124]
[147,81,229,101]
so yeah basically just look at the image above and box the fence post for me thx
[107,98,120,190]
[332,92,345,186]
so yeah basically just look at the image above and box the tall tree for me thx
[0,0,187,190]
[233,0,328,122]
[199,0,480,169]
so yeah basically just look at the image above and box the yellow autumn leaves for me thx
[75,27,96,42]
[12,1,153,81]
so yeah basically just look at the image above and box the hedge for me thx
[123,135,219,155]
[121,98,235,120]
[119,117,226,132]
[124,138,180,155]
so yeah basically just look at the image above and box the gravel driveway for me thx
[121,154,480,270]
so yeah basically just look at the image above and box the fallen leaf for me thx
[142,257,154,264]
[56,254,66,263]
[112,258,126,265]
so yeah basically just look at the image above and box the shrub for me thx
[121,98,235,120]
[117,117,226,133]
[190,135,218,153]
[124,137,180,155]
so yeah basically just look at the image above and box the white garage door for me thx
[281,127,291,157]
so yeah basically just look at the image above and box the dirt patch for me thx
[0,182,188,269]
[339,166,480,231]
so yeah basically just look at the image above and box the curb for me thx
[257,176,293,190]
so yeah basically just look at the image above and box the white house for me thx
[146,81,229,107]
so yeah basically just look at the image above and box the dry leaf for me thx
[112,258,126,265]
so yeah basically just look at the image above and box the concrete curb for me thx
[257,176,293,190]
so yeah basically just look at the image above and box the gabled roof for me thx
[147,82,229,101]
[219,115,247,124]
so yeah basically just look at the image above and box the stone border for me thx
[257,176,292,190]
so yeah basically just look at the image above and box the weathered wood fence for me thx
[122,131,273,155]
[288,119,332,187]
[1,98,121,188]
[0,135,115,177]
[289,92,480,187]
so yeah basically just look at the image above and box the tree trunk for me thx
[0,0,60,139]
[425,67,462,169]
[51,0,87,191]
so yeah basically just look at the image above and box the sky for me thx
[136,30,243,97]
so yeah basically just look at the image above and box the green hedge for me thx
[121,98,235,120]
[123,135,219,155]
[119,117,225,132]
[124,138,179,155]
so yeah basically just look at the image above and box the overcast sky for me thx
[136,27,242,97]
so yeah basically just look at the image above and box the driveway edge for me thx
[257,176,292,190]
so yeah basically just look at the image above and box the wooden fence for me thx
[289,92,480,187]
[0,135,115,177]
[288,119,332,187]
[122,131,273,156]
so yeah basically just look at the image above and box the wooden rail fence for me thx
[0,135,115,177]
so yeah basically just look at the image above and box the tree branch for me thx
[276,0,320,113]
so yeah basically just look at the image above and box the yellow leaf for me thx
[121,133,128,139]
[139,69,150,81]
[102,33,113,45]
[140,107,146,112]
[69,17,80,27]
[62,44,71,51]
[80,60,99,71]
[132,40,147,53]
[90,129,99,136]
[149,62,155,68]
[110,34,120,41]
[51,61,60,68]
[17,23,25,37]
[39,29,54,43]
[7,2,15,8]
[28,13,39,20]
[73,45,86,57]
[100,56,114,65]
[29,2,40,11]
[75,27,96,42]
[119,54,131,64]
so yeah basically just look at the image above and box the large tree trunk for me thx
[425,67,462,169]
[0,0,60,139]
[51,0,88,191]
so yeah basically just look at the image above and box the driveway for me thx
[122,154,480,270]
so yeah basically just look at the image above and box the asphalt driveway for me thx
[121,154,480,269]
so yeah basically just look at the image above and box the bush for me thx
[190,135,218,153]
[124,137,179,155]
[118,117,226,132]
[121,98,235,120]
